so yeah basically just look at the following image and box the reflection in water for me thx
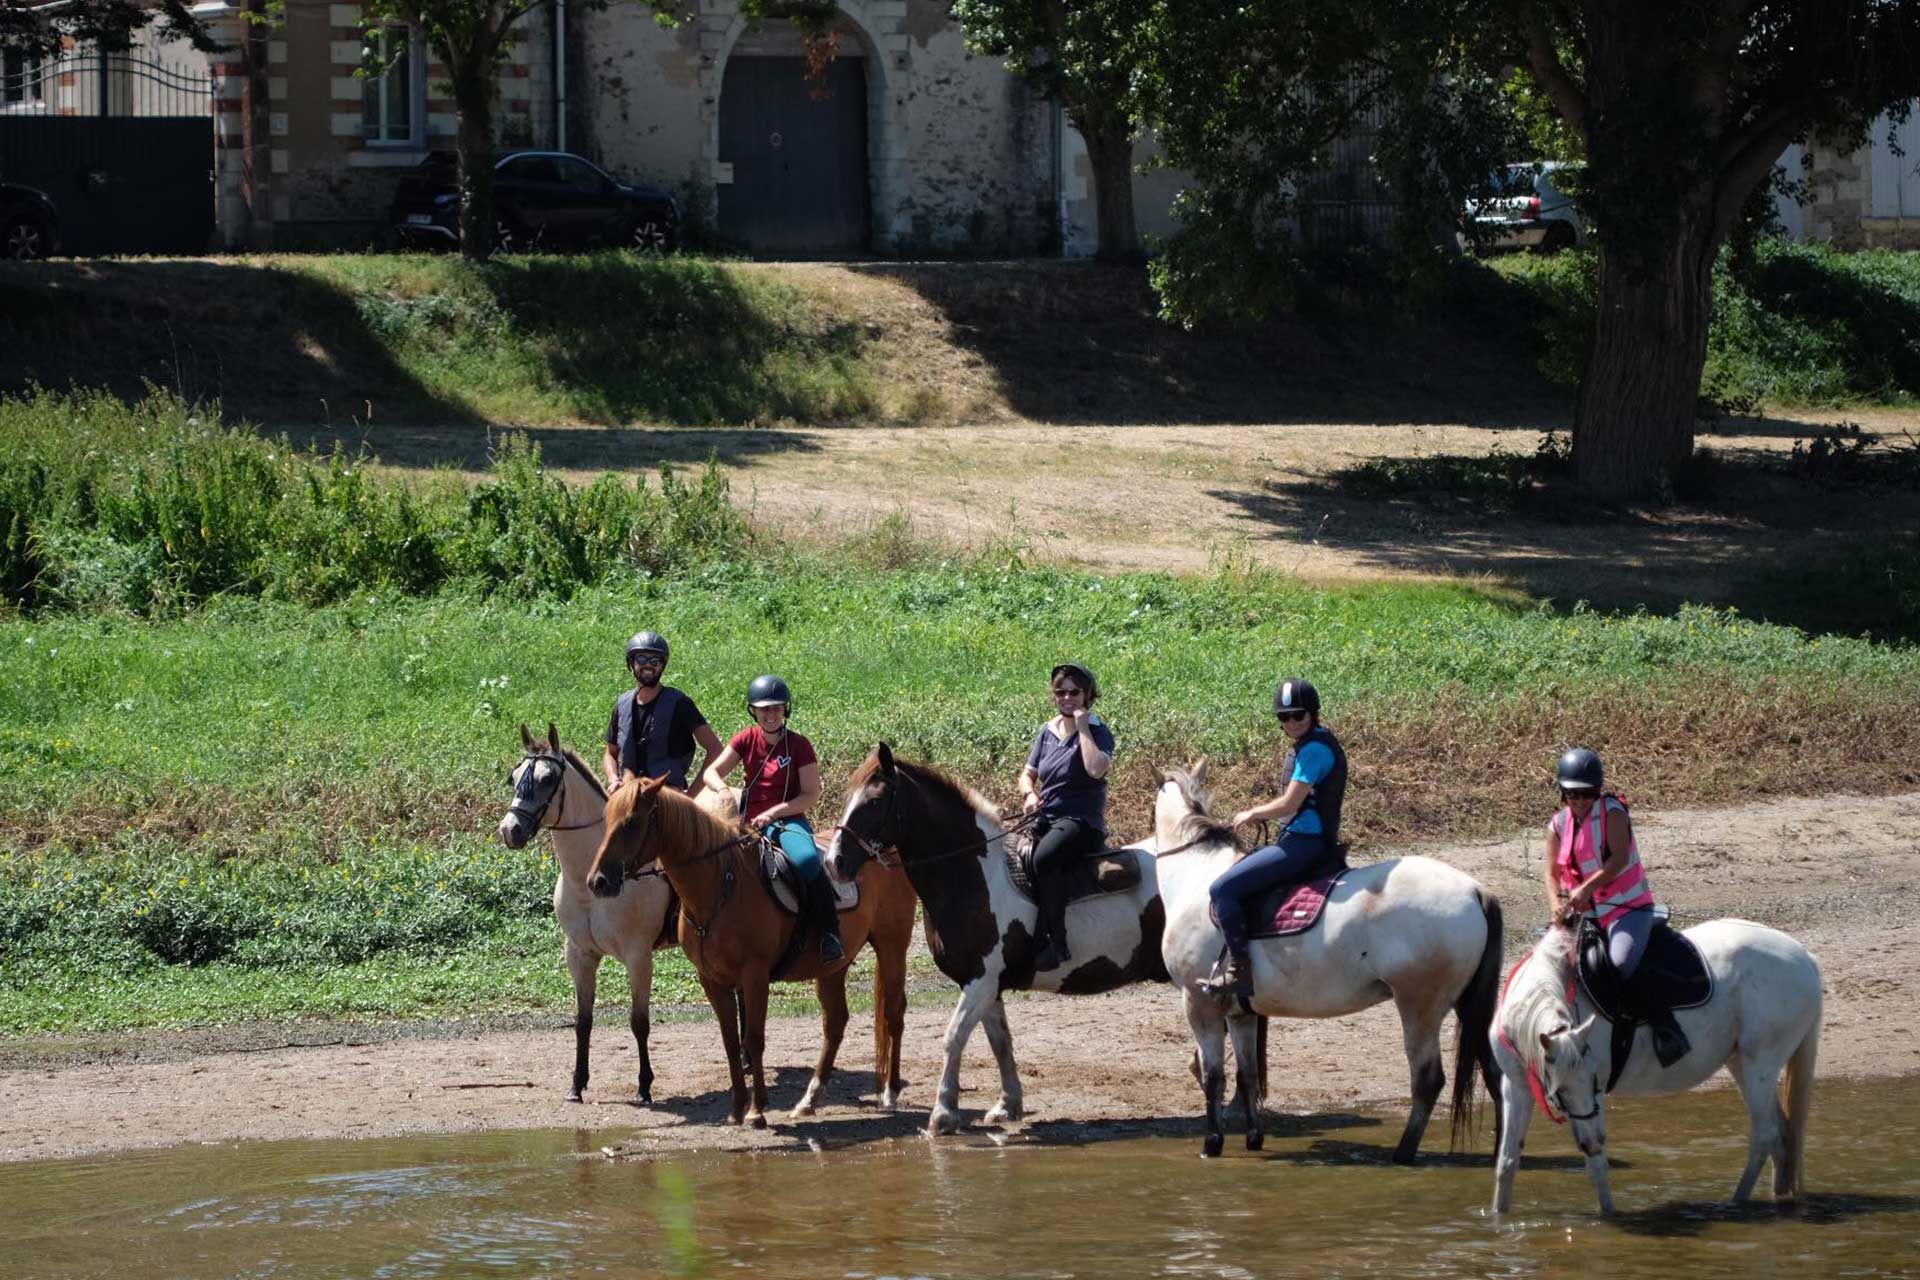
[3,1080,1917,1279]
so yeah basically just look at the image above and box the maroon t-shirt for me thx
[729,725,817,816]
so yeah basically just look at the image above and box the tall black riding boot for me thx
[1626,966,1690,1067]
[808,876,845,965]
[1032,882,1072,971]
[1200,941,1254,1002]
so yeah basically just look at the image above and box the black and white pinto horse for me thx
[826,744,1173,1135]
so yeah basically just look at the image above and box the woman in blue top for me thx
[1016,662,1115,971]
[1201,677,1348,1000]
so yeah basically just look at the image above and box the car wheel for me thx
[2,215,48,261]
[1534,221,1576,255]
[629,216,672,255]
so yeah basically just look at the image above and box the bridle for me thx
[508,751,604,835]
[828,771,1043,872]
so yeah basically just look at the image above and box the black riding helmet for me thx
[1273,678,1320,717]
[747,673,792,711]
[625,630,670,664]
[1557,747,1604,792]
[1049,662,1100,704]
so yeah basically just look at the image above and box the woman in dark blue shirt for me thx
[1016,662,1116,971]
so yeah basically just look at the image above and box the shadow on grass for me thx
[1209,446,1920,641]
[840,260,1571,429]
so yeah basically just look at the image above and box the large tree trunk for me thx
[455,81,496,261]
[1573,216,1719,499]
[1076,108,1141,264]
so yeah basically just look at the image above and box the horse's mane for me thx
[1161,764,1236,848]
[848,751,1003,824]
[606,775,740,854]
[559,746,607,801]
[1504,925,1578,1058]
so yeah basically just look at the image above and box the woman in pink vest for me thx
[1544,747,1658,978]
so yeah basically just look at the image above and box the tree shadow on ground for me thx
[286,421,824,475]
[1210,446,1920,640]
[841,261,1572,429]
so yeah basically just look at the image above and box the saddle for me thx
[759,840,860,918]
[1207,845,1351,940]
[1576,915,1709,1086]
[1004,829,1144,904]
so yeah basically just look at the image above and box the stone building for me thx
[186,0,1159,256]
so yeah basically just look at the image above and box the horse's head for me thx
[1537,1013,1606,1155]
[1155,759,1213,848]
[499,722,568,850]
[826,742,905,883]
[586,773,670,897]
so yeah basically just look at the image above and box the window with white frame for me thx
[3,48,45,106]
[362,25,422,144]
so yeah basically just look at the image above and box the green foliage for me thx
[0,391,746,615]
[1334,433,1571,513]
[1790,424,1920,489]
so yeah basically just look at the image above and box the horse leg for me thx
[793,969,851,1118]
[1490,1059,1535,1214]
[1183,988,1230,1158]
[929,978,998,1136]
[1389,989,1448,1165]
[622,947,656,1105]
[736,991,754,1077]
[742,977,772,1129]
[1585,1143,1616,1215]
[981,997,1025,1124]
[702,980,749,1125]
[1727,1048,1789,1205]
[873,932,909,1110]
[1228,1010,1264,1150]
[565,943,601,1103]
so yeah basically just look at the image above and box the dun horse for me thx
[587,774,918,1127]
[826,744,1178,1136]
[1154,762,1504,1161]
[496,722,710,1103]
[1491,918,1821,1214]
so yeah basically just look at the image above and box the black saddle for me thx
[758,840,859,918]
[1577,915,1709,1085]
[1004,831,1144,904]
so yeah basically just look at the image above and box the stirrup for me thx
[819,929,845,964]
[1199,952,1252,1001]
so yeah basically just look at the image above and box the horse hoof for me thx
[1246,1130,1264,1152]
[877,1091,897,1112]
[928,1108,961,1136]
[749,1112,767,1130]
[724,1112,743,1127]
[1202,1133,1225,1159]
[984,1102,1022,1125]
[568,1091,584,1104]
[790,1102,815,1119]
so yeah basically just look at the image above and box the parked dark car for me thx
[391,150,680,253]
[0,180,60,260]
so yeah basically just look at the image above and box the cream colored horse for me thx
[1154,762,1505,1161]
[496,722,738,1103]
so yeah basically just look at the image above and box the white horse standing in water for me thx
[1153,762,1505,1161]
[496,723,738,1103]
[1491,919,1821,1214]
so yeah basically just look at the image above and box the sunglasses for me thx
[1276,710,1311,723]
[1051,686,1085,698]
[1562,788,1598,801]
[631,657,664,669]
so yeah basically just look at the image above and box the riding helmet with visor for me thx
[625,631,670,664]
[747,674,792,710]
[1049,662,1100,704]
[1556,747,1604,792]
[1273,678,1320,718]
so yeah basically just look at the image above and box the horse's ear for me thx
[1192,757,1209,784]
[1538,1026,1563,1056]
[1571,1013,1599,1045]
[877,742,896,777]
[639,773,667,795]
[548,721,560,752]
[520,723,535,751]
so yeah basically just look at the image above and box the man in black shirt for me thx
[603,630,723,794]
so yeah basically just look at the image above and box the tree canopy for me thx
[0,0,223,54]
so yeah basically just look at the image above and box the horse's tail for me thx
[1777,985,1821,1198]
[1450,886,1505,1153]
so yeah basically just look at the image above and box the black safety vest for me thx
[615,686,694,791]
[1283,725,1348,846]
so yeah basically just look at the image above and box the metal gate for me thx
[0,52,213,255]
[718,56,869,255]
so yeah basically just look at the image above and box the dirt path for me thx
[5,790,1914,1164]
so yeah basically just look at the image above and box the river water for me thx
[4,1078,1916,1279]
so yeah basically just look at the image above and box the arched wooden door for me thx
[718,56,870,255]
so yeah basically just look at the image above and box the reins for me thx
[826,774,1046,872]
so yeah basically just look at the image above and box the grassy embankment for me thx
[4,239,1919,430]
[2,394,1918,1036]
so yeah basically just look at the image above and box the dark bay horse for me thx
[825,744,1179,1136]
[587,774,918,1127]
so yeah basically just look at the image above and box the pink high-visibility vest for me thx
[1552,796,1655,928]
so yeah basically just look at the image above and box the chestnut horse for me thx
[587,774,918,1127]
